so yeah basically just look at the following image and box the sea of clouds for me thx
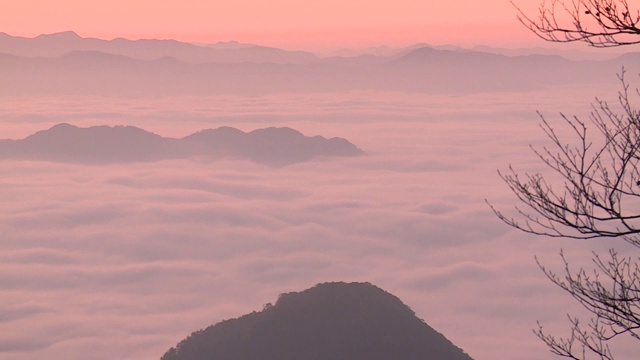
[1,83,638,359]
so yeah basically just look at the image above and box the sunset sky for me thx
[2,0,541,50]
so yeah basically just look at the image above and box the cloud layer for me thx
[1,83,637,360]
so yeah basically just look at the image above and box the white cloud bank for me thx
[1,82,637,360]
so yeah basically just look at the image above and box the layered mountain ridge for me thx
[0,32,636,96]
[0,31,317,64]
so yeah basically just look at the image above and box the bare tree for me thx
[514,0,640,47]
[493,1,640,358]
[492,73,640,358]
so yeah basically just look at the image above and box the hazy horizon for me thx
[0,29,632,57]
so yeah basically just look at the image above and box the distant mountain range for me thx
[0,123,363,166]
[161,282,474,360]
[0,31,317,64]
[0,32,637,96]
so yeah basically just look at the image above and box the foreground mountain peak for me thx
[161,281,474,360]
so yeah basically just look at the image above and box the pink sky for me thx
[2,0,539,50]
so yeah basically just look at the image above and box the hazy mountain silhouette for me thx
[0,50,609,96]
[325,43,431,58]
[0,124,363,166]
[0,31,317,64]
[0,33,635,96]
[161,282,474,360]
[325,42,625,61]
[380,46,612,93]
[470,44,625,61]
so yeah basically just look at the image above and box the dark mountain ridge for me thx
[0,124,363,166]
[161,282,474,360]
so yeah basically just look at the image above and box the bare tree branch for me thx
[513,0,640,47]
[497,2,640,359]
[489,73,640,359]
